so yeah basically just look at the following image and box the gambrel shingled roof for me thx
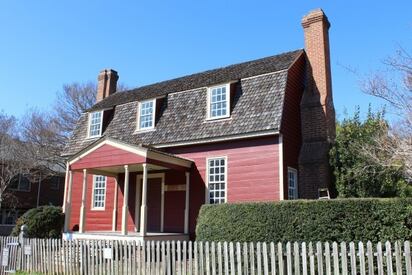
[63,49,304,156]
[89,50,303,111]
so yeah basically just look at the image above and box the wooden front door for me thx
[147,178,162,232]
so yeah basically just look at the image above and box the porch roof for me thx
[67,137,193,173]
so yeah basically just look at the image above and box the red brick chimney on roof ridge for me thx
[96,69,119,103]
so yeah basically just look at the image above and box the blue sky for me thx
[0,1,411,121]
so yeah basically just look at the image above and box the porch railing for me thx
[0,237,411,274]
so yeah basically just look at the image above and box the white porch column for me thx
[63,170,73,232]
[79,169,88,233]
[121,165,130,235]
[62,164,69,213]
[112,176,119,232]
[184,171,190,234]
[140,163,148,237]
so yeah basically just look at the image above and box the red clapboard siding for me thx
[168,136,280,237]
[71,144,146,170]
[68,136,280,238]
[69,173,115,231]
[280,53,305,199]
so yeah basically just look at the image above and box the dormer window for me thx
[207,84,230,120]
[88,111,103,138]
[138,99,156,130]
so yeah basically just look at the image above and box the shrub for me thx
[12,206,64,238]
[196,198,412,243]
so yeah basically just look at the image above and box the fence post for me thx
[19,224,28,272]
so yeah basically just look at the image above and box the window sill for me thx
[204,116,232,123]
[91,207,105,211]
[134,128,156,134]
[85,135,101,140]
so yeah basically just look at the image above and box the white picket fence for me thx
[0,237,411,274]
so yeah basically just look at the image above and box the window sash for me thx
[92,175,106,209]
[88,111,103,137]
[208,84,230,119]
[207,157,227,204]
[288,168,298,200]
[138,100,155,130]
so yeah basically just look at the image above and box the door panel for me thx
[146,178,162,232]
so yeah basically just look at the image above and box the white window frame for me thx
[206,83,231,120]
[91,175,107,210]
[205,156,228,204]
[87,111,104,138]
[137,99,156,131]
[287,167,298,200]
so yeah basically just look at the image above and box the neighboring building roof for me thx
[63,49,304,156]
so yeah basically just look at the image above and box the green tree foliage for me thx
[11,206,64,238]
[329,107,411,198]
[196,198,412,243]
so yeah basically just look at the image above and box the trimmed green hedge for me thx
[196,198,412,242]
[12,206,64,238]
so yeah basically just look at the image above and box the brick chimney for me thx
[96,69,119,103]
[298,9,336,199]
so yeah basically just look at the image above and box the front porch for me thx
[63,138,193,240]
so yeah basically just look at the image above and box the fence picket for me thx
[376,242,384,275]
[236,242,242,275]
[270,242,276,275]
[223,242,229,275]
[250,242,255,275]
[332,242,339,275]
[385,241,393,275]
[278,242,284,275]
[394,241,402,275]
[229,242,235,275]
[257,242,262,275]
[301,242,307,275]
[366,241,374,275]
[340,242,348,275]
[359,242,366,275]
[182,241,187,275]
[177,241,182,275]
[308,242,315,275]
[349,242,356,275]
[205,241,210,275]
[262,242,269,275]
[325,242,331,275]
[286,242,292,275]
[316,242,324,275]
[243,242,249,275]
[405,241,412,275]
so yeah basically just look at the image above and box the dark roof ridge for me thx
[88,49,303,112]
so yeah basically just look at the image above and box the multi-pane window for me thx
[9,174,31,192]
[88,111,103,137]
[139,100,155,130]
[207,157,227,204]
[208,85,229,119]
[288,168,298,200]
[92,175,106,209]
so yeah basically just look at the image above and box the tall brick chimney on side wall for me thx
[96,69,119,103]
[299,9,336,199]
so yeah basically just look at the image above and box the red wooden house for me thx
[62,9,335,241]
